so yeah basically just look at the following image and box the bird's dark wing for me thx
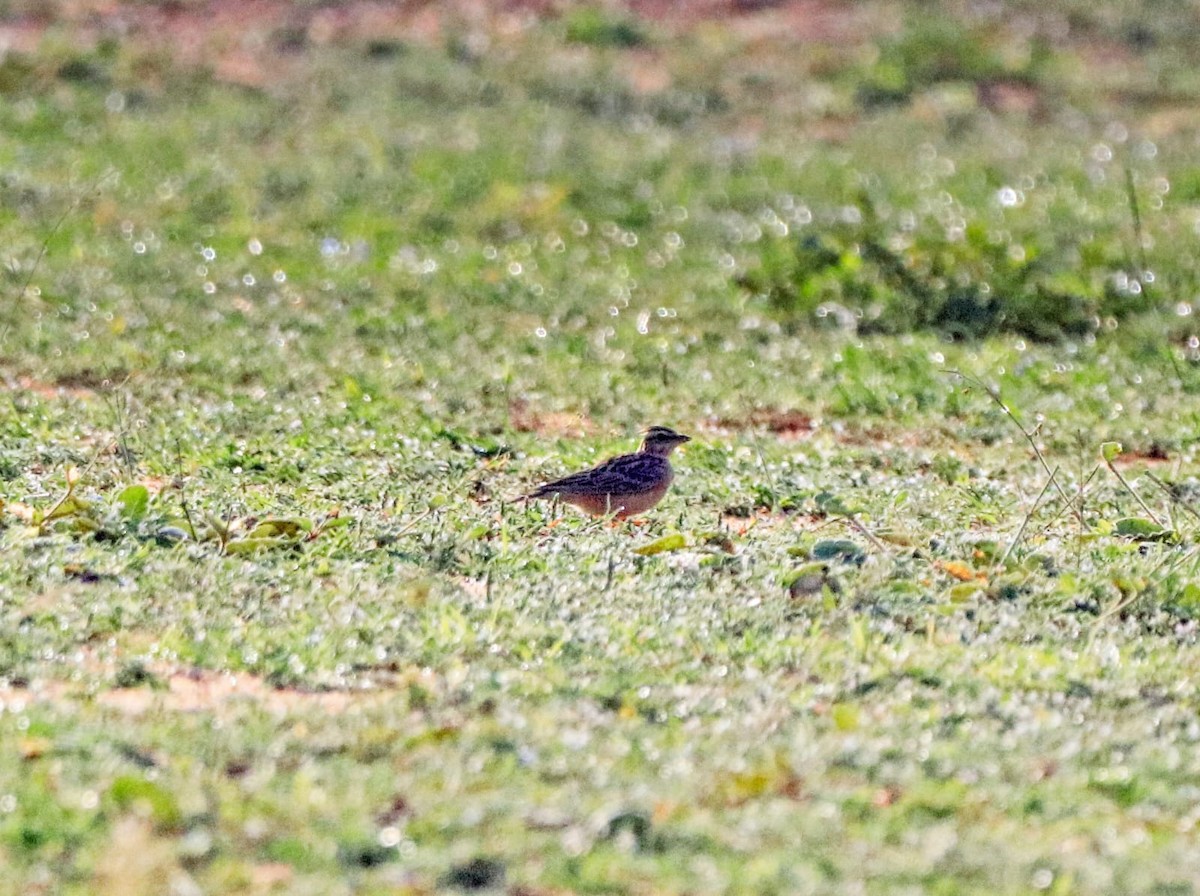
[529,453,668,497]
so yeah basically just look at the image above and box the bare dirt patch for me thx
[706,407,816,440]
[2,665,392,715]
[508,398,595,438]
[4,373,98,401]
[0,0,881,87]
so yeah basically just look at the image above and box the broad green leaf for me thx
[1114,517,1164,538]
[117,484,150,520]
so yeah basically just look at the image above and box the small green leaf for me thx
[783,562,833,597]
[116,484,150,521]
[831,703,860,731]
[108,775,182,831]
[1114,517,1164,537]
[634,533,687,556]
[246,518,308,539]
[224,537,295,554]
[155,526,189,546]
[43,495,92,523]
[814,491,857,516]
[850,617,868,654]
[205,514,230,539]
[1100,441,1123,463]
[811,539,866,565]
[948,583,983,603]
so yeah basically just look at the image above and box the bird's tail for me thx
[513,485,549,503]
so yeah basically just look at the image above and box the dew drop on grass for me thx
[378,826,401,848]
[248,238,263,255]
[273,270,286,283]
[1031,868,1054,890]
[243,274,256,287]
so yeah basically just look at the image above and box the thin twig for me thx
[749,426,781,508]
[1103,455,1164,527]
[1124,163,1150,290]
[1094,544,1195,625]
[13,169,116,303]
[944,370,1084,526]
[1022,465,1100,550]
[999,464,1060,570]
[173,437,198,540]
[38,440,115,534]
[1144,471,1200,527]
[837,512,889,555]
[391,505,436,539]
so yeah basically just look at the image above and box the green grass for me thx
[4,2,1200,893]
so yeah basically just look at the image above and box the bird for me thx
[524,425,691,519]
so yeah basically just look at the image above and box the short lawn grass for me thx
[4,2,1200,893]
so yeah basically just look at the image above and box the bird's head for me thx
[639,425,691,457]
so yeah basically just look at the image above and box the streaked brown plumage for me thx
[525,425,690,518]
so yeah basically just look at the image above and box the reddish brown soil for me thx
[0,0,877,89]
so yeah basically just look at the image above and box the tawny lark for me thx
[525,426,690,519]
